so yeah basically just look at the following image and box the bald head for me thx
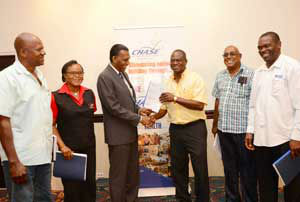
[14,33,41,55]
[171,49,187,62]
[223,45,242,71]
[14,33,45,69]
[224,45,240,54]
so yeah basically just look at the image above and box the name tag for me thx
[238,76,248,85]
[274,74,284,79]
[88,103,95,110]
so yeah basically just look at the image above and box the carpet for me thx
[0,177,284,201]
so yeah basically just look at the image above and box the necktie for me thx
[118,72,123,79]
[118,72,135,101]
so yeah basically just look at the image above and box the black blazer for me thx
[97,65,140,145]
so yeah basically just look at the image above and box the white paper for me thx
[144,81,164,112]
[52,135,58,161]
[213,134,222,159]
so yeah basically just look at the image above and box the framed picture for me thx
[0,54,15,71]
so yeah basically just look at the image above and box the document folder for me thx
[53,151,87,181]
[272,150,300,186]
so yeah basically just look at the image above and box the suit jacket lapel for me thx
[123,72,137,103]
[107,65,136,103]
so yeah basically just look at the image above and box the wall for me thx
[1,0,300,184]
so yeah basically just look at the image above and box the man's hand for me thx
[9,161,27,184]
[138,108,153,116]
[140,116,154,128]
[212,98,219,138]
[159,92,175,103]
[150,109,168,121]
[289,140,300,159]
[211,126,218,138]
[149,114,156,123]
[0,116,26,184]
[245,133,255,151]
[60,145,73,160]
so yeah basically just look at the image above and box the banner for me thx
[114,26,184,196]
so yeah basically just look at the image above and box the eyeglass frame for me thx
[64,71,85,76]
[222,52,241,58]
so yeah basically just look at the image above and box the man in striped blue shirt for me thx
[212,45,257,202]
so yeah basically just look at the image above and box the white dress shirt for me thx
[0,60,53,165]
[247,55,300,147]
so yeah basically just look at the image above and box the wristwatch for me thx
[173,96,177,102]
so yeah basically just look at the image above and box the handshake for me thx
[139,107,156,128]
[138,92,173,127]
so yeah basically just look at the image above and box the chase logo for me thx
[131,42,161,57]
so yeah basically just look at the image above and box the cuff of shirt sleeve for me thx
[160,104,167,110]
[246,126,254,134]
[211,94,219,99]
[290,130,300,141]
[0,111,12,118]
[194,97,208,105]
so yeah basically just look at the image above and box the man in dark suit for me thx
[97,44,153,202]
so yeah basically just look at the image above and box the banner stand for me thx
[114,25,184,197]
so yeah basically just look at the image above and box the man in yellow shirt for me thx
[152,49,209,202]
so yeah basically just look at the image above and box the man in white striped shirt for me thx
[245,31,300,202]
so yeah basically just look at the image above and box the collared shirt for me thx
[0,60,52,165]
[161,69,208,124]
[247,55,300,146]
[212,65,254,133]
[110,63,133,97]
[51,83,97,122]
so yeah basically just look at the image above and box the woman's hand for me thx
[60,145,73,160]
[245,133,255,151]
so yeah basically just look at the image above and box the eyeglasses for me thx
[65,71,84,76]
[223,52,240,58]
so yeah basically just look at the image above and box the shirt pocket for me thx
[18,86,35,102]
[17,78,40,102]
[232,83,248,98]
[181,88,194,99]
[272,78,284,96]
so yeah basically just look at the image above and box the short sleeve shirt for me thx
[161,69,208,124]
[212,65,254,133]
[0,61,52,165]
